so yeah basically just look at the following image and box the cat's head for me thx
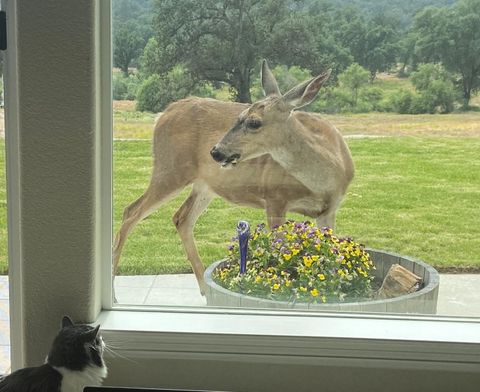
[47,316,106,371]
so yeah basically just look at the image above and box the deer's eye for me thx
[247,119,262,129]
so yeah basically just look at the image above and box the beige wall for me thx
[106,356,480,392]
[7,0,101,366]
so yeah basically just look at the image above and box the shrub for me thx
[136,65,217,112]
[410,64,457,113]
[338,63,371,107]
[250,65,313,102]
[213,221,376,303]
[311,88,351,113]
[136,65,196,112]
[422,79,456,113]
[113,73,140,100]
[390,89,416,114]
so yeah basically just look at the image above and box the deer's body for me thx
[113,61,354,294]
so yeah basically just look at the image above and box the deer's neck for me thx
[270,116,342,195]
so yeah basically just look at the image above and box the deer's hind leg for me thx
[173,182,215,295]
[113,181,185,275]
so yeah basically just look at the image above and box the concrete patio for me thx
[0,273,479,374]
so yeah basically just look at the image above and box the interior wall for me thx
[8,0,100,367]
[105,356,480,392]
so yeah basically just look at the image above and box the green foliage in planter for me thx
[213,221,375,304]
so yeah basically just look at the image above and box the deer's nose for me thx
[210,146,226,162]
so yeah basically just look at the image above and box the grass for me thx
[323,112,480,137]
[112,136,480,275]
[114,100,157,139]
[1,101,480,275]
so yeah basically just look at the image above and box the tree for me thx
[338,63,370,106]
[150,0,324,103]
[265,12,353,80]
[397,32,418,76]
[327,8,399,80]
[113,21,145,76]
[358,14,400,80]
[413,0,480,108]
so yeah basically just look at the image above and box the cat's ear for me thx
[61,316,74,329]
[84,324,101,341]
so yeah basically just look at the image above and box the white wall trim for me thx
[3,0,25,369]
[96,0,114,311]
[97,310,480,372]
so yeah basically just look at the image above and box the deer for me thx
[113,60,355,294]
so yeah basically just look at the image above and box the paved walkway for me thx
[1,274,479,374]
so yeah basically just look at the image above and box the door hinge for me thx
[0,10,6,50]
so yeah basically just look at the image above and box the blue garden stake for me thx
[237,220,250,274]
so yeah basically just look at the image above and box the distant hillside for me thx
[308,0,457,28]
[322,0,456,15]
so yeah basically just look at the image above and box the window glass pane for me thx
[0,31,9,374]
[111,0,480,318]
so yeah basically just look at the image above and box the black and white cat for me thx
[0,316,107,392]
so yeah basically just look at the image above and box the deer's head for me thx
[210,60,331,168]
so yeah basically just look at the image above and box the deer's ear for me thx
[282,70,331,109]
[261,59,281,97]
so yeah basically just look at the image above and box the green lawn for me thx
[113,136,480,275]
[1,135,479,275]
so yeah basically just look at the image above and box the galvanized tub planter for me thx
[204,249,440,314]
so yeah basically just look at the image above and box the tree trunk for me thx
[462,86,471,109]
[234,68,252,103]
[121,63,129,77]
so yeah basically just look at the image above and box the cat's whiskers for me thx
[103,342,139,365]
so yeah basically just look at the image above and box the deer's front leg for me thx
[266,200,287,229]
[173,184,214,295]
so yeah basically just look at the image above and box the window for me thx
[109,0,480,320]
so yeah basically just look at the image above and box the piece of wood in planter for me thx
[376,264,422,299]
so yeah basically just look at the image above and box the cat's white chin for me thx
[53,364,108,392]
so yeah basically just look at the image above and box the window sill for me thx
[96,309,480,371]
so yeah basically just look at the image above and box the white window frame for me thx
[4,0,478,373]
[98,1,480,370]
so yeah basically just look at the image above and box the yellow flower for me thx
[317,273,326,281]
[292,248,300,256]
[310,288,319,297]
[321,295,327,303]
[283,253,292,261]
[273,283,280,290]
[303,256,313,268]
[255,276,262,283]
[285,280,291,287]
[299,286,307,292]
